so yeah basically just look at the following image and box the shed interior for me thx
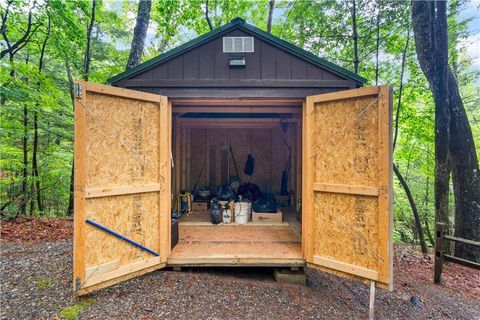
[168,101,304,266]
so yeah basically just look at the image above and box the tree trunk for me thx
[447,68,480,262]
[67,163,74,215]
[84,0,96,81]
[390,24,427,253]
[22,104,28,216]
[412,1,450,227]
[205,0,213,31]
[65,57,75,216]
[126,0,151,69]
[393,29,410,150]
[31,14,50,214]
[412,1,479,261]
[267,0,275,33]
[65,57,75,106]
[32,111,42,212]
[351,0,359,74]
[68,0,95,215]
[394,163,428,254]
[423,176,435,246]
[375,7,380,85]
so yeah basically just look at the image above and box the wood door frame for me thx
[302,86,393,290]
[74,82,171,296]
[171,100,304,208]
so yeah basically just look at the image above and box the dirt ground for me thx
[1,218,479,320]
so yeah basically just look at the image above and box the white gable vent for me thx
[223,37,254,53]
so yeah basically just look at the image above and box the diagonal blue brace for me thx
[85,219,160,257]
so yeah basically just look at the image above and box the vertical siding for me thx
[130,27,349,85]
[276,50,292,79]
[167,56,184,79]
[291,56,307,79]
[183,49,199,79]
[154,64,168,79]
[306,64,324,79]
[214,37,229,79]
[322,69,341,80]
[260,41,276,79]
[198,41,215,79]
[245,36,261,79]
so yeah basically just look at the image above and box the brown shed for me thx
[73,18,393,296]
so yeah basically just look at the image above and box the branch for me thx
[0,0,14,34]
[0,0,38,59]
[393,163,428,254]
[393,29,410,151]
[11,22,43,57]
[205,0,213,31]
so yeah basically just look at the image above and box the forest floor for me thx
[1,217,479,320]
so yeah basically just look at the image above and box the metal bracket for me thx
[74,83,82,98]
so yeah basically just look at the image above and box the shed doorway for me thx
[168,101,304,266]
[73,83,393,295]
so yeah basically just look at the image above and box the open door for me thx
[73,82,171,295]
[302,85,393,290]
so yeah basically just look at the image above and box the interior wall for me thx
[177,120,298,197]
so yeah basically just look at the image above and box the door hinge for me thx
[74,83,82,98]
[75,277,81,291]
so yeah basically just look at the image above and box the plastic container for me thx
[210,201,222,224]
[222,208,232,224]
[234,201,251,224]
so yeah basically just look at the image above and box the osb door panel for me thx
[74,82,171,295]
[303,86,393,290]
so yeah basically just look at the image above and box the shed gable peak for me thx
[108,18,367,85]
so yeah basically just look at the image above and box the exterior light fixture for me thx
[229,56,246,68]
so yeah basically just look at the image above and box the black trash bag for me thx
[237,182,262,202]
[253,194,277,213]
[217,185,233,201]
[210,201,222,224]
[244,154,254,176]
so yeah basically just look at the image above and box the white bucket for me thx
[234,201,251,224]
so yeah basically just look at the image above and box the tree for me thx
[0,0,478,259]
[394,163,428,254]
[1,0,46,216]
[83,0,96,81]
[205,0,213,31]
[351,0,359,74]
[267,0,275,33]
[412,1,479,261]
[1,0,42,59]
[68,0,97,215]
[126,0,151,69]
[31,11,51,213]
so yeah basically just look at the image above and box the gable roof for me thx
[108,17,367,85]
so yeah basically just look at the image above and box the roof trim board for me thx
[108,17,368,85]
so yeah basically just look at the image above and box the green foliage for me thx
[1,0,478,248]
[58,299,94,319]
[36,278,54,289]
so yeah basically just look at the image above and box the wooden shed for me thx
[73,18,393,296]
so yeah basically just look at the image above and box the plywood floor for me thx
[179,210,211,223]
[167,224,304,266]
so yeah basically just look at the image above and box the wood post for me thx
[434,222,446,284]
[369,280,376,320]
